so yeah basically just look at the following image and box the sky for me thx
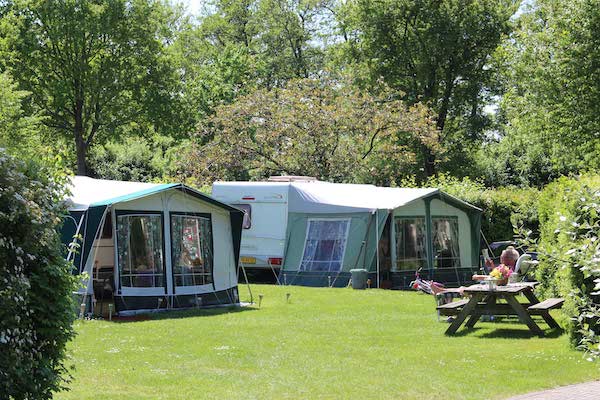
[179,0,203,16]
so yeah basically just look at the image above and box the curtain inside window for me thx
[117,214,164,288]
[171,215,213,286]
[300,220,349,272]
[394,217,427,270]
[432,217,460,268]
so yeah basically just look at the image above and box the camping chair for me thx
[514,254,538,281]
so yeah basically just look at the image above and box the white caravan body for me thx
[212,182,289,270]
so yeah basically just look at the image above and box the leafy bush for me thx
[0,149,77,399]
[88,135,185,182]
[534,174,600,352]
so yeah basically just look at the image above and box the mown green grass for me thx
[58,285,599,399]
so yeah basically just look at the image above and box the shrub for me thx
[0,149,77,399]
[88,135,185,183]
[534,174,600,352]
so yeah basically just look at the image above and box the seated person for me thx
[485,246,519,271]
[473,246,520,282]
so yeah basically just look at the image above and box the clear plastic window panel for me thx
[171,215,214,286]
[432,217,460,268]
[117,214,164,288]
[300,220,350,272]
[394,217,428,270]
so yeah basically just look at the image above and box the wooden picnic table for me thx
[443,282,561,336]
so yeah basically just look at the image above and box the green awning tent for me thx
[61,176,243,314]
[275,182,482,288]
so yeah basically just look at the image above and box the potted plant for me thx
[489,265,512,286]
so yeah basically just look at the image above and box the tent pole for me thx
[239,261,253,304]
[66,214,86,262]
[375,211,380,289]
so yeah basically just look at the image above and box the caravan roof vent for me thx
[267,175,318,182]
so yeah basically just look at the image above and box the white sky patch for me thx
[178,0,204,16]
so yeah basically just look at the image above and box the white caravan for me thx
[212,180,295,272]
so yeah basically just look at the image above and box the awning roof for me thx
[288,182,440,213]
[214,180,481,214]
[66,176,239,213]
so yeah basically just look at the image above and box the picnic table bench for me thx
[437,282,563,336]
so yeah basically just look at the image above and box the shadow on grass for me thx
[479,328,564,339]
[110,305,257,323]
[449,326,564,339]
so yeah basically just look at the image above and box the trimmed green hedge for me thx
[535,174,600,350]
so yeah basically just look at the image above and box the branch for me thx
[361,122,397,160]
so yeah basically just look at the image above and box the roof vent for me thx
[267,175,318,182]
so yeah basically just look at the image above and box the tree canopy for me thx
[2,0,185,175]
[0,0,598,188]
[185,78,439,185]
[336,0,519,178]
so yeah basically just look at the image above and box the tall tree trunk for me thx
[75,133,88,176]
[423,68,455,178]
[421,144,436,178]
[74,96,88,176]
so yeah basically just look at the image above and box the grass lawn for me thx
[58,285,599,400]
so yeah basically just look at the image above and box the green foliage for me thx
[185,77,439,185]
[198,0,330,87]
[405,173,539,244]
[494,0,600,186]
[88,135,185,183]
[2,0,186,175]
[0,149,77,399]
[0,71,57,160]
[337,0,518,178]
[534,174,600,352]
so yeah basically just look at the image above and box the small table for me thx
[444,282,559,336]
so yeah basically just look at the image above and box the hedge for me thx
[535,174,600,353]
[0,149,77,399]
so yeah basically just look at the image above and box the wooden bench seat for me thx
[528,298,564,314]
[436,299,469,316]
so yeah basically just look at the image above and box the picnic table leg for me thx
[465,312,480,328]
[465,294,494,328]
[503,294,544,336]
[523,290,561,329]
[445,294,482,335]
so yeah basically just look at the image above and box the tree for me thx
[491,0,600,186]
[337,0,518,177]
[184,78,439,185]
[0,149,77,399]
[0,71,41,154]
[191,0,332,92]
[2,0,184,175]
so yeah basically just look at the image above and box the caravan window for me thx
[116,214,165,288]
[394,217,428,270]
[300,219,350,272]
[432,217,460,268]
[232,204,251,229]
[171,214,213,286]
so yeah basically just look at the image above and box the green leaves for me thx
[496,0,600,186]
[184,77,438,185]
[533,175,600,357]
[337,0,518,177]
[0,149,77,399]
[3,0,185,175]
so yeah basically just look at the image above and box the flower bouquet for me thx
[489,264,512,286]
